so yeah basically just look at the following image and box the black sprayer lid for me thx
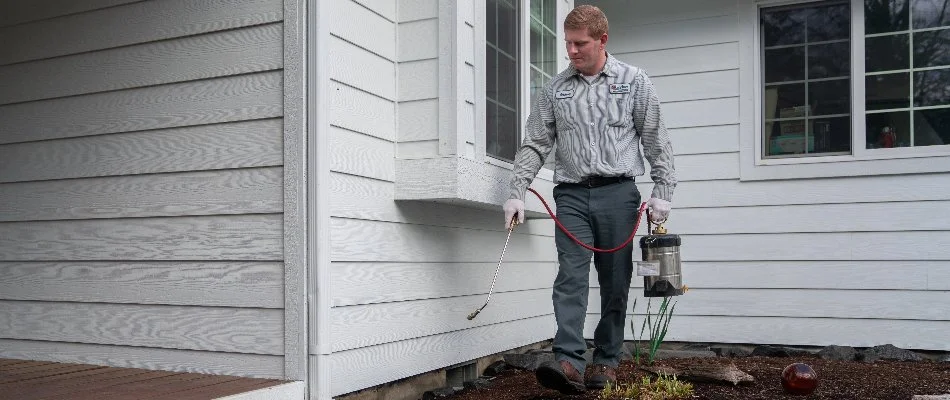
[639,233,681,248]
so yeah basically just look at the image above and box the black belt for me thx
[563,175,632,188]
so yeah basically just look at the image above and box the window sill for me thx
[740,147,950,181]
[394,156,556,217]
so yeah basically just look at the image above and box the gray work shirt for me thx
[508,52,677,202]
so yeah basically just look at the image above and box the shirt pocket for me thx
[606,97,630,127]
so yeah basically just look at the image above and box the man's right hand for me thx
[503,199,525,229]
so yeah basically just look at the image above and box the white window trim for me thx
[738,0,950,181]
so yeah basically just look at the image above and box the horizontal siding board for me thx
[0,339,284,378]
[669,125,738,155]
[678,231,950,261]
[331,261,556,307]
[652,70,739,103]
[0,119,283,183]
[0,71,283,145]
[585,315,950,351]
[329,127,395,181]
[0,261,283,308]
[398,59,438,101]
[0,301,283,354]
[600,261,948,290]
[354,0,397,21]
[0,0,142,27]
[398,99,439,141]
[663,97,738,128]
[616,42,739,77]
[329,81,396,141]
[329,37,396,101]
[0,215,283,261]
[636,173,950,208]
[327,315,553,396]
[587,289,950,321]
[330,218,557,262]
[645,152,739,181]
[0,167,283,222]
[397,0,438,22]
[331,0,396,61]
[0,0,283,65]
[398,20,438,61]
[330,289,552,351]
[0,23,283,105]
[608,15,737,54]
[657,200,950,234]
[596,0,736,27]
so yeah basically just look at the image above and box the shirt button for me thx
[591,142,595,146]
[590,122,594,126]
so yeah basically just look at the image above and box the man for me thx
[502,5,676,394]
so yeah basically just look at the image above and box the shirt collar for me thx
[570,51,619,78]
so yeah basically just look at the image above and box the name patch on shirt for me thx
[555,89,575,99]
[609,83,631,94]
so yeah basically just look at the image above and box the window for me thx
[754,0,950,164]
[486,0,558,163]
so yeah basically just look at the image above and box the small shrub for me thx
[598,374,694,400]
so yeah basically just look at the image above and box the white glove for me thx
[503,199,525,229]
[647,197,671,223]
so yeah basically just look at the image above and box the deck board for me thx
[0,359,287,400]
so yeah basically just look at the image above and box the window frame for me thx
[739,0,950,180]
[484,0,566,175]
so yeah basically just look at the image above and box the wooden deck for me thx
[0,358,291,399]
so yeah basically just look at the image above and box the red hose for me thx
[526,187,647,253]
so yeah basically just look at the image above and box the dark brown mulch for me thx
[445,356,950,400]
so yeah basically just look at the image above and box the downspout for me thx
[308,0,332,398]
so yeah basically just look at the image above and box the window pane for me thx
[543,0,556,26]
[866,111,911,148]
[764,84,807,120]
[531,0,541,20]
[762,8,807,46]
[497,106,518,161]
[765,47,806,83]
[914,68,950,106]
[487,49,498,103]
[498,54,518,107]
[531,20,543,70]
[530,68,544,107]
[765,119,810,155]
[866,34,909,72]
[487,0,497,45]
[913,29,950,68]
[487,102,499,155]
[810,79,851,115]
[498,1,518,56]
[809,42,850,78]
[914,108,950,145]
[807,3,850,41]
[812,116,852,152]
[912,0,950,28]
[866,72,910,110]
[865,0,909,34]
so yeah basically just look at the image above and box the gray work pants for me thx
[550,179,640,375]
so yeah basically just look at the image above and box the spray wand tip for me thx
[467,310,480,320]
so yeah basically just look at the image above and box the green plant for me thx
[598,373,694,400]
[630,296,677,365]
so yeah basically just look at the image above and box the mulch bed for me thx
[444,356,950,400]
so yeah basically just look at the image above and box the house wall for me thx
[0,0,295,378]
[323,0,559,396]
[586,0,950,350]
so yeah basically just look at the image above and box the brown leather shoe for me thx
[585,364,617,389]
[535,360,586,394]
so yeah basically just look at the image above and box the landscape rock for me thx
[503,351,554,371]
[818,345,857,361]
[421,387,457,400]
[751,345,812,357]
[711,345,752,358]
[463,378,492,390]
[858,344,923,363]
[482,360,507,376]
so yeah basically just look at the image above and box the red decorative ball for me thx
[781,362,818,395]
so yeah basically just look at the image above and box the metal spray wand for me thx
[467,215,518,320]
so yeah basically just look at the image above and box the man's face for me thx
[564,28,606,75]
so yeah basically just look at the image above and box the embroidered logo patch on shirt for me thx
[609,83,631,94]
[555,89,575,99]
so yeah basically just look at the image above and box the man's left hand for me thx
[647,197,671,223]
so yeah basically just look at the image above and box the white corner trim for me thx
[737,0,950,181]
[213,381,306,400]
